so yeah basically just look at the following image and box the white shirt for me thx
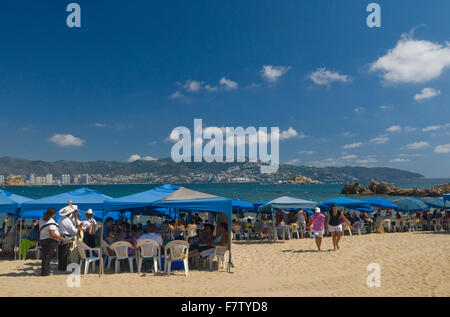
[137,233,163,246]
[81,218,97,233]
[39,218,59,240]
[58,216,78,236]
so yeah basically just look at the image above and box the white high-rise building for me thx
[29,173,36,185]
[61,174,71,185]
[0,175,4,184]
[46,174,53,185]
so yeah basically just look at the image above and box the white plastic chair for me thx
[27,241,41,259]
[342,222,352,236]
[136,239,161,274]
[78,242,101,276]
[382,219,391,233]
[101,240,116,271]
[110,241,135,274]
[164,240,189,276]
[185,227,197,241]
[208,246,229,271]
[289,224,300,239]
[431,218,443,231]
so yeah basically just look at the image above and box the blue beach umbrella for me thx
[320,197,372,212]
[443,194,449,209]
[420,197,446,209]
[393,198,428,213]
[363,198,398,209]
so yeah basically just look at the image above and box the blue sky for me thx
[0,0,450,177]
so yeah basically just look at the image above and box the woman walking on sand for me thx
[309,207,325,251]
[325,204,352,251]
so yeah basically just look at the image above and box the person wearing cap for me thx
[57,204,82,271]
[310,208,326,251]
[81,209,97,248]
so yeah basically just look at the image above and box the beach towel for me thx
[20,239,36,259]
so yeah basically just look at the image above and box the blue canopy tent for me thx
[393,198,428,213]
[232,200,255,213]
[444,194,450,210]
[105,185,234,272]
[320,197,373,212]
[363,198,398,209]
[20,188,113,221]
[0,190,33,215]
[259,196,318,242]
[420,197,446,209]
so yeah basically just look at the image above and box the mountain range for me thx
[0,157,424,183]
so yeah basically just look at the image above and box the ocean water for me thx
[2,179,449,223]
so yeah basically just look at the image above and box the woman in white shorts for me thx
[325,204,352,251]
[310,208,326,251]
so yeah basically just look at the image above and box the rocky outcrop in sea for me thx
[341,181,450,197]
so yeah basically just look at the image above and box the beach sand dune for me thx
[1,232,449,297]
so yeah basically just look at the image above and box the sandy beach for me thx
[1,231,449,297]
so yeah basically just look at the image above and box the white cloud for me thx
[404,126,417,132]
[219,77,238,90]
[370,33,450,83]
[354,106,365,113]
[49,134,84,147]
[260,65,291,82]
[342,155,357,160]
[279,127,302,140]
[386,125,402,133]
[298,150,315,155]
[309,68,352,85]
[181,80,203,92]
[389,158,410,163]
[434,144,450,154]
[285,159,300,165]
[371,136,390,144]
[422,123,450,132]
[403,141,430,150]
[356,158,378,165]
[342,142,362,149]
[128,154,157,163]
[414,88,441,100]
[379,105,394,111]
[94,123,106,128]
[170,91,187,100]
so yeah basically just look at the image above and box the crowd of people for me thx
[1,201,449,275]
[232,204,450,251]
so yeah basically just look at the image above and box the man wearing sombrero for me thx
[81,209,97,248]
[57,201,82,271]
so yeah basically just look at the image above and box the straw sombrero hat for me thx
[59,204,79,217]
[84,209,95,215]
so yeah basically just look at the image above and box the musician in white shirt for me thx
[81,209,97,248]
[57,204,82,271]
[39,208,64,276]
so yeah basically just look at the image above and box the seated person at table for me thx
[288,211,298,225]
[244,218,253,231]
[179,214,187,228]
[275,209,285,226]
[199,222,229,258]
[186,219,197,233]
[231,219,240,233]
[134,224,163,247]
[194,213,203,225]
[188,224,214,257]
